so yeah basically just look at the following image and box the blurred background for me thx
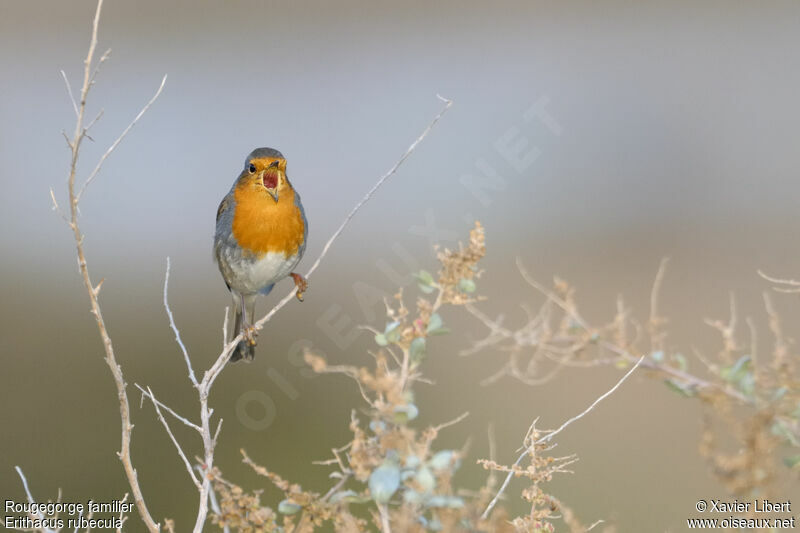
[2,1,799,530]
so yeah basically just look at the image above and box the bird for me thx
[214,147,308,362]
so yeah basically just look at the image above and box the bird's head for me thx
[240,147,289,203]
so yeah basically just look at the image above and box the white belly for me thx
[225,250,301,294]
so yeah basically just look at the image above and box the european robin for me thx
[214,147,308,362]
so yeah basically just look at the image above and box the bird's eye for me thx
[248,163,256,174]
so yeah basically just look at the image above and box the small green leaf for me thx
[369,464,401,503]
[721,356,751,383]
[414,466,436,493]
[771,420,800,447]
[415,270,437,293]
[414,270,435,285]
[426,313,450,335]
[410,337,426,364]
[650,350,665,363]
[663,379,694,397]
[405,454,421,469]
[771,387,788,402]
[458,278,476,293]
[427,313,443,332]
[330,490,370,504]
[737,372,755,398]
[403,489,424,504]
[393,403,419,423]
[384,321,401,333]
[374,333,388,346]
[429,450,458,471]
[783,455,800,469]
[385,321,402,343]
[427,495,464,508]
[278,500,302,515]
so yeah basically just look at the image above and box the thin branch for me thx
[541,356,644,444]
[205,475,231,533]
[76,74,167,202]
[758,269,800,287]
[135,384,201,432]
[85,108,105,132]
[484,262,752,403]
[598,340,750,403]
[14,467,57,533]
[163,257,198,387]
[248,95,454,337]
[432,411,470,433]
[321,472,351,502]
[141,386,201,489]
[480,355,644,520]
[378,503,392,533]
[116,493,130,533]
[648,257,669,353]
[49,187,68,222]
[57,0,161,529]
[758,269,800,293]
[516,257,591,331]
[649,257,669,326]
[179,96,454,531]
[60,70,79,118]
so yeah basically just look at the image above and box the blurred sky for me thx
[2,1,800,531]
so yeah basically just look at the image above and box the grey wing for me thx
[213,194,233,265]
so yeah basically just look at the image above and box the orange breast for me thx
[231,183,305,257]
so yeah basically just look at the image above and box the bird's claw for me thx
[243,324,258,345]
[290,272,308,302]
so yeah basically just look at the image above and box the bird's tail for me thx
[229,293,257,362]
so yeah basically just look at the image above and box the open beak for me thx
[262,160,282,202]
[264,181,279,202]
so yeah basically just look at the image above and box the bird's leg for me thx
[240,294,257,345]
[290,272,308,302]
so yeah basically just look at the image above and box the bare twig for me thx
[204,474,231,533]
[758,269,800,294]
[175,100,453,528]
[432,411,470,433]
[135,384,201,432]
[140,386,201,489]
[53,0,164,530]
[473,260,753,404]
[516,257,591,331]
[76,74,167,202]
[378,503,392,533]
[649,257,669,353]
[49,187,68,222]
[163,257,198,387]
[116,493,130,533]
[247,95,454,339]
[14,467,56,533]
[60,70,79,118]
[480,355,645,520]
